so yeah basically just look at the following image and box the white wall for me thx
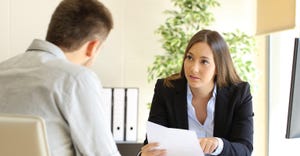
[94,0,174,142]
[212,0,256,34]
[0,0,10,60]
[0,0,61,60]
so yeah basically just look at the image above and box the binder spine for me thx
[105,87,138,142]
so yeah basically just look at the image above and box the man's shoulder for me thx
[47,59,98,81]
[0,50,99,86]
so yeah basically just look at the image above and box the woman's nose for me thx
[190,62,200,73]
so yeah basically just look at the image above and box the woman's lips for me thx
[189,75,199,80]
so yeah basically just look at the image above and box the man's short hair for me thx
[46,0,113,52]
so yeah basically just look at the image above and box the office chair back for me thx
[0,114,51,156]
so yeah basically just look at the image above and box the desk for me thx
[117,142,143,156]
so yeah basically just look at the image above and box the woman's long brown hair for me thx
[164,29,242,88]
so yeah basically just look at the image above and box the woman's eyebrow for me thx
[188,51,211,60]
[200,56,210,59]
[187,52,193,55]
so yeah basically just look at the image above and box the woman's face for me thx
[184,42,216,89]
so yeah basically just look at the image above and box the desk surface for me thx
[117,142,143,156]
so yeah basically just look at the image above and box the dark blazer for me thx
[145,78,254,156]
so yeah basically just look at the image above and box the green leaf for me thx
[148,0,257,94]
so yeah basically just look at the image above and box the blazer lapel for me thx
[214,86,231,137]
[173,79,189,129]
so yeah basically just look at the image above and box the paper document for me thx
[146,121,204,156]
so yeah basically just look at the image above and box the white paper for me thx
[146,121,204,156]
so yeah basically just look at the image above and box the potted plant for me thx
[147,0,257,92]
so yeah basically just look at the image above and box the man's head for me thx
[46,0,113,51]
[46,0,113,66]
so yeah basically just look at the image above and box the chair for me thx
[0,114,51,156]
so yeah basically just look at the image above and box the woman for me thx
[141,29,254,156]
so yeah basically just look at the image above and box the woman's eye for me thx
[201,60,209,64]
[186,55,192,60]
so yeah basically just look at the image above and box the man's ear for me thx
[86,39,101,57]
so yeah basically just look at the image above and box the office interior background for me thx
[0,0,299,155]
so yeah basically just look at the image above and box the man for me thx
[0,0,120,155]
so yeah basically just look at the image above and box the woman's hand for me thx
[140,142,167,156]
[199,137,219,154]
